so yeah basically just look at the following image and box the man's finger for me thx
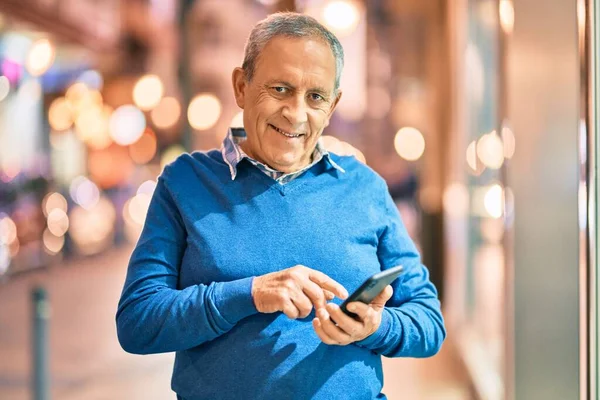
[317,308,352,344]
[312,318,338,345]
[282,300,300,319]
[290,291,314,318]
[308,270,348,299]
[371,285,393,307]
[301,280,328,310]
[345,301,372,321]
[326,303,363,336]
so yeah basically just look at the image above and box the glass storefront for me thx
[445,1,510,399]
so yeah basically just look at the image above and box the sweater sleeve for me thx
[116,172,259,355]
[354,186,446,358]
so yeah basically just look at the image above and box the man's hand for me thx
[320,135,366,164]
[312,285,393,345]
[252,266,349,319]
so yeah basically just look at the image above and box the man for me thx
[117,12,445,400]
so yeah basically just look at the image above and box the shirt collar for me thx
[220,127,345,180]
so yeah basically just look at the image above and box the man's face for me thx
[232,36,342,173]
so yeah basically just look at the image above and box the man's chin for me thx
[268,154,307,173]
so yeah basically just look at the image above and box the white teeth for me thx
[272,125,300,138]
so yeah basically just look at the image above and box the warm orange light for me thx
[501,127,515,159]
[47,208,69,237]
[0,215,17,245]
[133,75,164,111]
[128,129,158,164]
[443,183,469,218]
[230,111,244,128]
[65,83,89,110]
[151,96,181,129]
[499,0,515,34]
[477,132,504,169]
[88,145,134,189]
[188,94,221,130]
[43,192,68,218]
[43,228,65,255]
[75,105,113,150]
[48,97,74,131]
[26,38,55,76]
[69,197,116,255]
[394,127,425,161]
[322,1,361,38]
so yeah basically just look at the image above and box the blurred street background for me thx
[0,0,597,399]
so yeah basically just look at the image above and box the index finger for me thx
[308,270,348,299]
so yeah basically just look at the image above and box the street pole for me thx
[32,286,50,400]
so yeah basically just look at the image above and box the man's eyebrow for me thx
[309,87,331,97]
[264,80,296,89]
[263,80,331,97]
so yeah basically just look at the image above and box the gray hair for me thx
[242,12,344,93]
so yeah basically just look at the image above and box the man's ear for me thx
[231,67,247,109]
[324,90,342,127]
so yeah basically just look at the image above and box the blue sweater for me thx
[116,150,446,400]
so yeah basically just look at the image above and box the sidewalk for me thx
[0,246,470,400]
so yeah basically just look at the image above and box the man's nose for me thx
[281,96,309,126]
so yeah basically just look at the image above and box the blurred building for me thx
[0,0,598,399]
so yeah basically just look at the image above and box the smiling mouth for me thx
[269,124,304,138]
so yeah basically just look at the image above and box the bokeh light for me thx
[48,97,74,131]
[500,0,515,34]
[322,1,361,38]
[69,196,116,256]
[137,180,157,197]
[502,127,516,159]
[109,105,146,146]
[75,105,113,150]
[133,74,164,111]
[151,96,181,129]
[0,214,17,245]
[188,93,221,130]
[128,193,152,226]
[71,90,103,115]
[484,184,504,219]
[466,140,478,171]
[47,208,69,237]
[88,145,134,189]
[42,192,68,217]
[43,228,65,255]
[394,127,425,161]
[69,176,100,210]
[477,132,504,169]
[128,129,157,164]
[230,111,244,128]
[443,183,469,218]
[0,76,9,102]
[26,38,55,76]
[0,243,10,275]
[65,82,89,108]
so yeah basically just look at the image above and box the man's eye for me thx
[310,93,324,102]
[273,87,287,93]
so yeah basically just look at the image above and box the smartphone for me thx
[339,265,404,319]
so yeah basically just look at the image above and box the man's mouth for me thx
[269,124,304,138]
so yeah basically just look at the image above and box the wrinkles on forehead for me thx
[252,36,337,96]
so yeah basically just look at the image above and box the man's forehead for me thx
[254,36,336,88]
